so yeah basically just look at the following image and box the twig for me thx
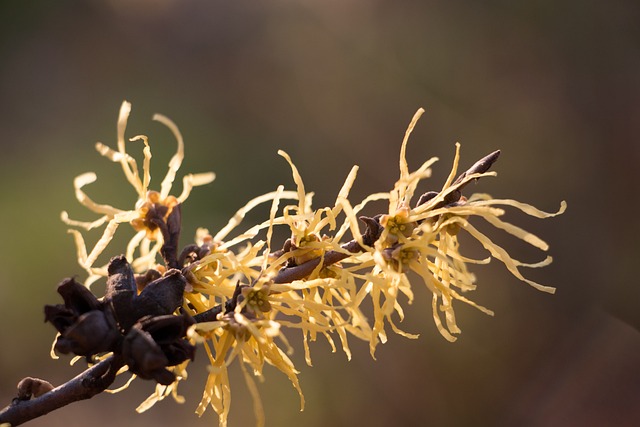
[0,356,123,426]
[155,204,182,270]
[192,217,383,323]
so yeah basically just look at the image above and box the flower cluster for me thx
[50,102,565,427]
[61,101,215,284]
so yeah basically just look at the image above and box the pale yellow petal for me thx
[50,333,60,359]
[432,293,457,342]
[84,219,120,268]
[60,211,109,231]
[107,373,136,395]
[125,230,147,261]
[278,150,307,214]
[115,101,143,194]
[463,222,556,293]
[214,190,299,242]
[264,185,285,267]
[177,172,216,203]
[129,135,152,194]
[153,113,185,200]
[66,229,89,270]
[399,108,425,182]
[72,172,123,216]
[442,142,461,190]
[239,360,265,427]
[473,198,568,218]
[481,214,550,251]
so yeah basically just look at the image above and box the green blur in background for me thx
[1,1,639,426]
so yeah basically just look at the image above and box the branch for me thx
[0,356,123,426]
[192,217,383,323]
[0,149,502,425]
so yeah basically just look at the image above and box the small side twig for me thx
[155,204,183,270]
[0,355,123,426]
[417,149,501,208]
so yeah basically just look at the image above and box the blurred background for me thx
[1,1,639,426]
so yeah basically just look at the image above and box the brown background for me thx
[1,1,639,426]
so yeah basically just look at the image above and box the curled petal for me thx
[72,172,123,216]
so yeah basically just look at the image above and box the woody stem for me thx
[0,355,124,426]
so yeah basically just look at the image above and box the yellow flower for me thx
[129,190,179,240]
[276,150,351,268]
[62,101,214,282]
[379,204,417,245]
[267,151,374,363]
[412,142,567,292]
[179,150,375,427]
[241,284,272,313]
[346,108,566,347]
[193,312,304,427]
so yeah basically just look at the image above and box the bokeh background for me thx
[1,1,639,426]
